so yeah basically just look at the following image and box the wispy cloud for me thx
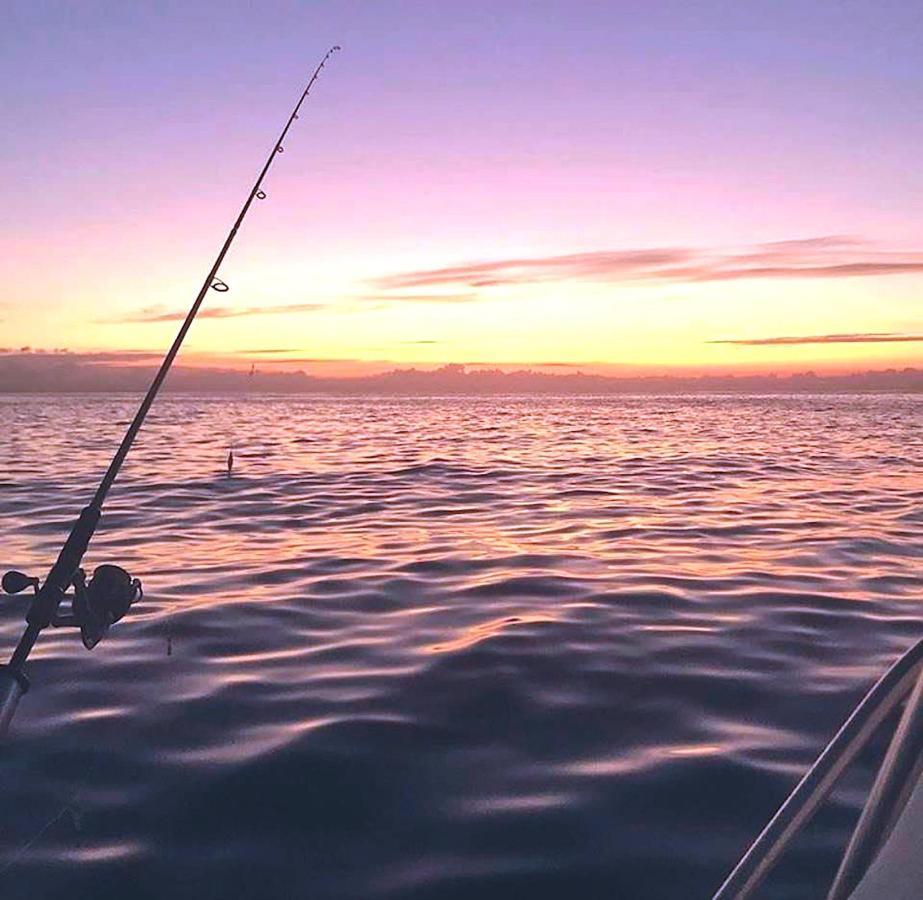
[0,347,163,363]
[376,249,693,289]
[237,348,302,354]
[242,356,376,366]
[375,236,923,290]
[710,332,923,346]
[107,302,330,324]
[362,292,479,304]
[105,291,479,325]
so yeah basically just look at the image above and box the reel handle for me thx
[2,571,39,595]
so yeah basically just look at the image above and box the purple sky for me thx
[2,1,922,381]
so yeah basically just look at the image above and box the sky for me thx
[2,0,923,382]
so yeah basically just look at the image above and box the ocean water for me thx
[0,393,921,900]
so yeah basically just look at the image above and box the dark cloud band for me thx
[710,333,923,346]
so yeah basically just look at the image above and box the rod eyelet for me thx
[211,279,229,293]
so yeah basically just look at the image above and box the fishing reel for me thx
[3,565,142,650]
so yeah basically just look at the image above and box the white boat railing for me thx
[828,657,923,899]
[711,636,923,900]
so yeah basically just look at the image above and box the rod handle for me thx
[0,666,29,738]
[27,504,100,629]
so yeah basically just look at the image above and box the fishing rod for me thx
[0,45,342,737]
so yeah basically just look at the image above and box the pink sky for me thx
[2,2,922,380]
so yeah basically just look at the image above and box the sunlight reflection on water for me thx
[0,393,921,899]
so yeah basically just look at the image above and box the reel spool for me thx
[3,564,142,650]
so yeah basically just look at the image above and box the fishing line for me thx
[0,784,85,876]
[0,45,342,737]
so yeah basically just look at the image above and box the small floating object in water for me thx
[0,44,342,737]
[227,449,234,478]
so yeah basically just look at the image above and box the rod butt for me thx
[0,666,29,738]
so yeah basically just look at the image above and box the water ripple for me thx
[0,393,921,899]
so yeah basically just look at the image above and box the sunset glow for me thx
[3,3,922,385]
[3,5,923,893]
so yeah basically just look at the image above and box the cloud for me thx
[106,292,478,325]
[237,348,302,354]
[376,249,694,289]
[243,355,376,366]
[710,332,923,346]
[0,347,162,363]
[374,236,923,290]
[360,292,480,304]
[107,302,330,324]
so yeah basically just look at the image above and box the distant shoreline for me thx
[0,365,923,397]
[1,363,921,396]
